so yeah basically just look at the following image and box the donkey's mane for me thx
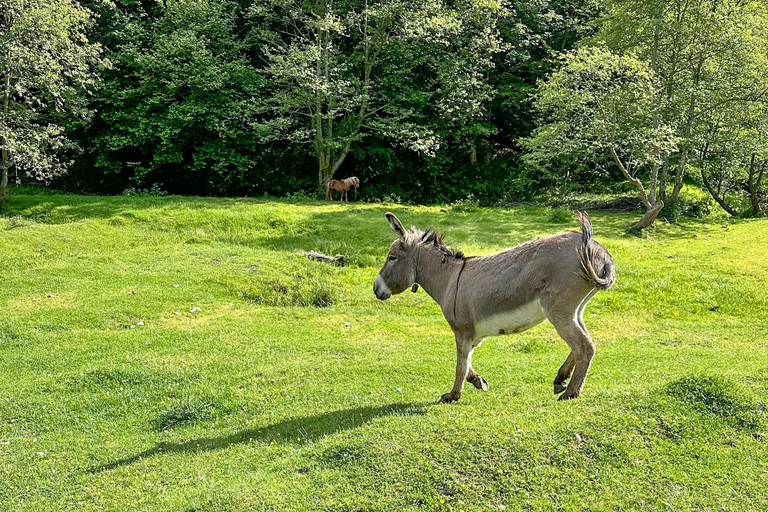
[416,228,465,260]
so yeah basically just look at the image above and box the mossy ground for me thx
[1,189,766,511]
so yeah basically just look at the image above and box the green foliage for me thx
[526,47,676,179]
[250,0,508,189]
[545,206,572,223]
[448,194,480,213]
[598,0,768,210]
[86,0,264,195]
[0,0,103,201]
[6,0,765,210]
[122,183,168,197]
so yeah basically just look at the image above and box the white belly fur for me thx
[474,301,546,338]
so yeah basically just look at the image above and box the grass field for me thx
[1,189,767,511]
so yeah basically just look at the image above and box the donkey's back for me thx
[454,221,614,340]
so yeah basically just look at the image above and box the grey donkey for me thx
[373,212,615,402]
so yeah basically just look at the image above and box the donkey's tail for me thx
[575,211,616,290]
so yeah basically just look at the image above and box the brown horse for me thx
[326,177,360,201]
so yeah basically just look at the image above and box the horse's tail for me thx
[576,211,615,290]
[325,181,332,200]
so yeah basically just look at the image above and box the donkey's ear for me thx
[385,212,408,243]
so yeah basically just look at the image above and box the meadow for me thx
[1,189,767,511]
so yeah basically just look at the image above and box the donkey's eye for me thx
[388,256,397,262]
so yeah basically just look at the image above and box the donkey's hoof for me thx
[553,382,567,395]
[557,392,579,401]
[472,376,489,392]
[439,393,458,404]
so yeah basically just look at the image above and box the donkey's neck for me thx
[414,248,464,308]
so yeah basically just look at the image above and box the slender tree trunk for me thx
[317,5,378,194]
[632,202,665,230]
[748,154,765,216]
[700,164,739,216]
[1,69,10,204]
[672,57,705,202]
[659,161,668,204]
[0,147,8,205]
[610,146,664,231]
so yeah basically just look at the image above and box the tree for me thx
[249,0,507,190]
[0,0,102,203]
[598,0,768,206]
[524,47,677,230]
[87,0,263,195]
[697,100,768,217]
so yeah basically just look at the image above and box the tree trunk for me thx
[672,57,705,203]
[609,146,664,230]
[658,162,668,204]
[1,68,9,204]
[748,156,765,216]
[700,165,739,217]
[0,153,8,205]
[630,201,665,231]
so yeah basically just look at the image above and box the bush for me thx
[545,206,572,223]
[449,194,480,213]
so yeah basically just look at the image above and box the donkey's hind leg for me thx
[553,288,598,395]
[542,292,596,400]
[553,351,576,395]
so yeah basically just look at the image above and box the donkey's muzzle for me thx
[373,275,391,300]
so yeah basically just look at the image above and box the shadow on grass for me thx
[0,192,275,224]
[91,402,429,472]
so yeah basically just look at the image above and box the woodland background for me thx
[2,0,767,227]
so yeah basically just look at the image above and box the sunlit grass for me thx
[0,189,766,511]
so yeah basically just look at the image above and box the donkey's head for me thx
[374,212,419,300]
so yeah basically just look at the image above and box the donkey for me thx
[373,212,615,402]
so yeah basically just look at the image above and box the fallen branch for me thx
[296,250,346,266]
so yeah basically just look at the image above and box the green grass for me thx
[1,189,767,511]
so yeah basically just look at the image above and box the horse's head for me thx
[374,213,419,300]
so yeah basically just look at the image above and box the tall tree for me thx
[598,0,768,205]
[249,0,507,190]
[524,47,677,230]
[0,0,102,203]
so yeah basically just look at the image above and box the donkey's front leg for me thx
[440,333,475,403]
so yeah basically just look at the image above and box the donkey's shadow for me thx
[92,402,428,472]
